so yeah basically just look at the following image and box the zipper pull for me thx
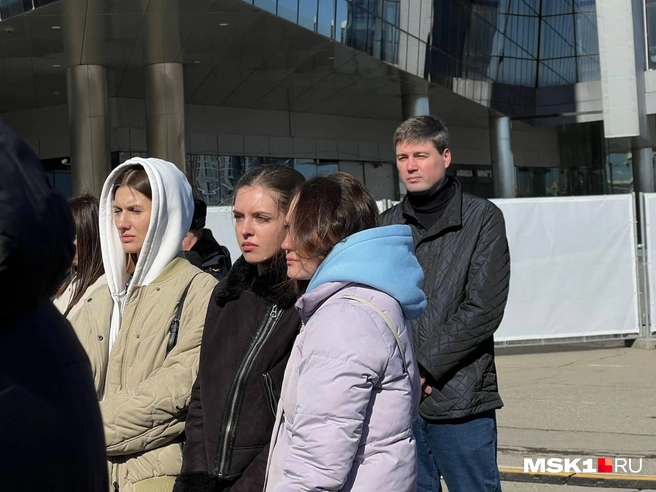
[270,305,280,319]
[113,482,119,491]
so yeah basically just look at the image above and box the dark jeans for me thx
[414,410,502,492]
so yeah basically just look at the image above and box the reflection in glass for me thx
[346,3,375,55]
[606,153,634,194]
[539,15,575,59]
[277,0,298,23]
[0,0,33,21]
[647,2,656,69]
[251,0,602,115]
[577,55,600,82]
[575,12,599,56]
[295,161,339,179]
[539,58,576,86]
[335,0,349,42]
[317,0,336,38]
[298,0,318,32]
[254,0,276,15]
[541,0,574,16]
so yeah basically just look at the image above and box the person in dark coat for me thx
[381,116,511,492]
[0,119,108,491]
[174,165,305,492]
[183,198,232,281]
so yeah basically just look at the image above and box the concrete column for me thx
[401,93,430,120]
[633,147,655,195]
[67,64,110,197]
[144,63,186,172]
[490,115,515,198]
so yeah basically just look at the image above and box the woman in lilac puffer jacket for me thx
[264,173,427,492]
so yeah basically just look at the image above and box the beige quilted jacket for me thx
[73,257,216,492]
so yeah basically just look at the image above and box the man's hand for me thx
[420,375,432,398]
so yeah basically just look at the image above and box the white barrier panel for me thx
[642,194,656,334]
[492,195,639,342]
[206,207,241,263]
[208,197,640,342]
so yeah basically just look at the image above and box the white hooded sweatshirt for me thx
[99,157,194,355]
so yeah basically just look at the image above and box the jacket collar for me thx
[401,176,463,239]
[296,281,351,324]
[213,255,298,309]
[192,228,224,260]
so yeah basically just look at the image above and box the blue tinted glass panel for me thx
[648,4,656,69]
[335,0,349,42]
[509,0,539,15]
[575,12,598,55]
[277,0,298,23]
[254,0,276,14]
[346,4,375,54]
[541,0,572,16]
[574,0,596,13]
[317,0,335,38]
[294,162,318,179]
[0,0,31,20]
[538,58,576,86]
[577,55,600,82]
[298,0,318,31]
[383,0,400,25]
[540,15,575,58]
[497,58,537,86]
[381,22,399,63]
[505,14,539,58]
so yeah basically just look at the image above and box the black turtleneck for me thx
[407,176,456,230]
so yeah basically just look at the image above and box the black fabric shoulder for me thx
[213,255,298,309]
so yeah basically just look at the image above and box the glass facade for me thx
[246,0,601,115]
[0,0,58,21]
[186,155,398,205]
[647,0,656,69]
[514,122,656,198]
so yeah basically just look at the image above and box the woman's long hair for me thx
[55,194,105,316]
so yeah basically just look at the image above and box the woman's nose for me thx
[239,218,253,237]
[281,232,292,251]
[115,213,128,231]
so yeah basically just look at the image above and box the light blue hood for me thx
[307,225,426,320]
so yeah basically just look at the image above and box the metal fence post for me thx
[640,192,653,339]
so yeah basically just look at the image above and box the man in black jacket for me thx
[183,198,232,281]
[381,116,510,492]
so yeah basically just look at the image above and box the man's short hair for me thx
[393,115,449,154]
[190,198,207,232]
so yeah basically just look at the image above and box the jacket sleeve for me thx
[416,207,510,384]
[101,275,216,456]
[271,302,389,492]
[180,373,207,472]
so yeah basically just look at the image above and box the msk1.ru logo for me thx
[524,457,643,474]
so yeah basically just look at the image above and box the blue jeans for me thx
[414,410,501,492]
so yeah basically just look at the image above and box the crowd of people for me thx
[0,115,510,492]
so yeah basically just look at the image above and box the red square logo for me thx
[598,458,613,473]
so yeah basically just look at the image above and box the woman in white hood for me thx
[74,158,217,492]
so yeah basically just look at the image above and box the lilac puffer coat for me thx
[264,282,421,492]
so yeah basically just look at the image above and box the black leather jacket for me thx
[381,178,510,420]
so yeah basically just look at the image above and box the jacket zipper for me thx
[262,372,277,418]
[214,304,281,477]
